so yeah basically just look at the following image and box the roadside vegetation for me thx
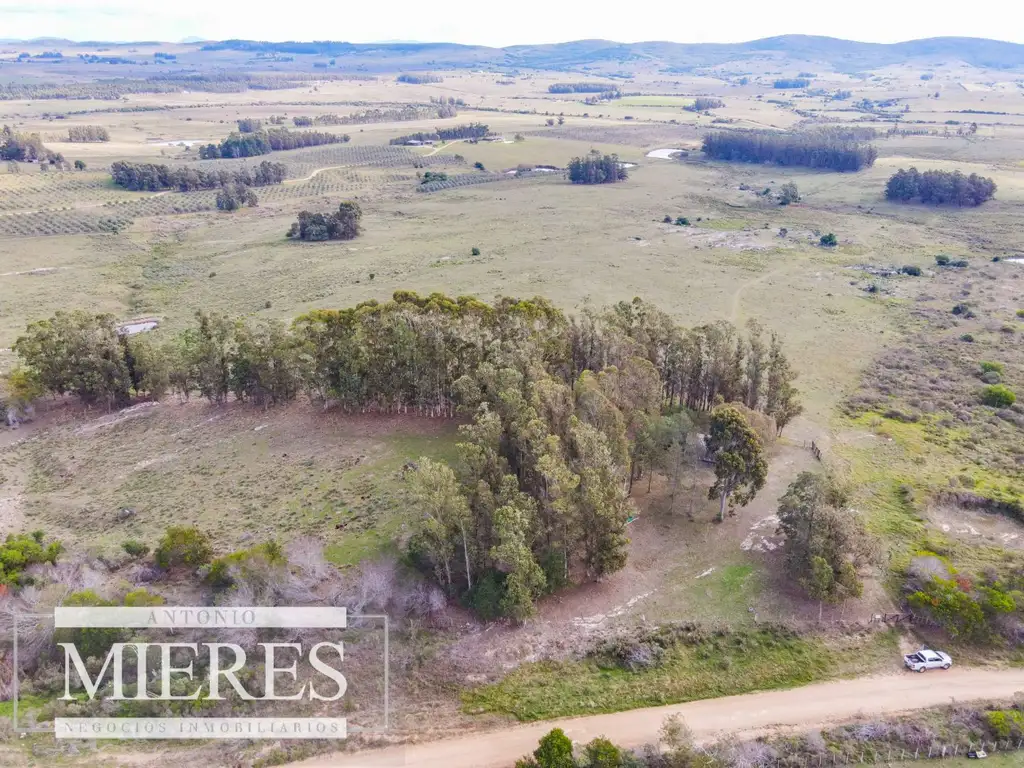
[512,699,1024,767]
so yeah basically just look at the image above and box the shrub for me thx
[205,541,285,589]
[820,233,837,247]
[123,587,164,606]
[0,531,62,587]
[676,217,690,226]
[960,333,975,342]
[985,710,1024,740]
[663,215,672,223]
[474,161,485,170]
[908,576,986,639]
[900,265,922,276]
[153,526,212,569]
[951,303,974,317]
[583,737,624,768]
[951,259,970,268]
[981,384,1016,408]
[73,159,86,170]
[1017,309,1024,318]
[121,540,150,559]
[466,571,506,621]
[980,361,1004,375]
[57,590,122,660]
[935,255,950,266]
[471,247,481,256]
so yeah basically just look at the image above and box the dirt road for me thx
[300,669,1024,767]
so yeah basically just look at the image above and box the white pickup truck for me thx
[904,648,952,672]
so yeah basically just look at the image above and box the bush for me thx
[1017,309,1024,318]
[73,159,86,170]
[980,361,1004,375]
[0,531,62,587]
[981,384,1016,408]
[985,710,1024,740]
[471,247,481,256]
[474,161,485,170]
[820,233,837,247]
[57,590,122,660]
[663,215,672,223]
[908,577,987,639]
[205,541,285,589]
[676,217,690,226]
[466,571,506,621]
[153,526,212,569]
[960,333,975,342]
[935,255,951,266]
[951,303,974,317]
[900,265,922,276]
[121,540,150,559]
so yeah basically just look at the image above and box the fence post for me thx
[915,748,919,760]
[941,746,946,758]
[927,746,932,758]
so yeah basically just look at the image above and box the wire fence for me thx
[777,739,1024,765]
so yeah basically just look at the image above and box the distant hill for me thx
[197,35,1024,71]
[3,34,1024,71]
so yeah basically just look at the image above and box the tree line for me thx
[568,154,628,184]
[286,202,362,241]
[774,78,810,89]
[0,125,54,162]
[8,295,800,618]
[8,294,801,444]
[549,83,619,93]
[684,97,724,112]
[389,123,490,145]
[701,129,878,171]
[397,73,443,84]
[198,128,349,160]
[884,167,996,206]
[66,125,110,142]
[216,184,258,211]
[110,160,287,192]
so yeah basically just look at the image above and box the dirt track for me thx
[300,669,1024,767]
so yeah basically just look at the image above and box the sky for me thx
[1,0,1023,47]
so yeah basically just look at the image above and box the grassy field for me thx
[3,402,459,562]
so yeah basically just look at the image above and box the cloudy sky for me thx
[2,0,1022,47]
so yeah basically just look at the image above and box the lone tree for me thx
[286,201,362,241]
[778,182,800,205]
[706,405,768,522]
[777,472,871,615]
